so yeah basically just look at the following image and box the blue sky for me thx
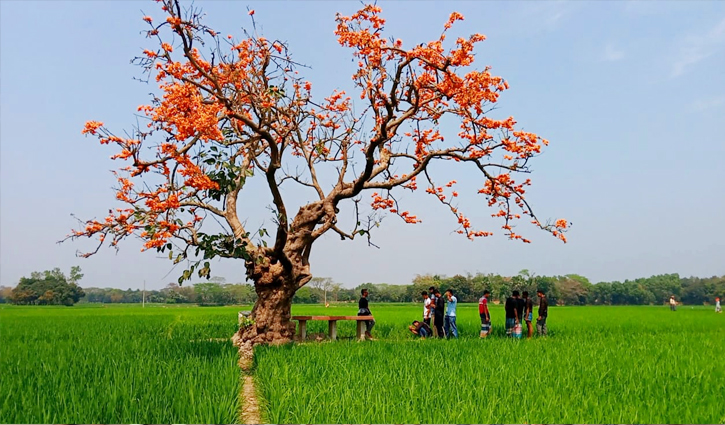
[1,1,724,290]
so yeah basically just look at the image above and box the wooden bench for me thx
[291,315,374,341]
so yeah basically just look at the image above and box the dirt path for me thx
[240,374,261,424]
[233,331,262,424]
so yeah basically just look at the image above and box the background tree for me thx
[309,277,334,305]
[10,267,85,306]
[0,286,12,304]
[64,0,568,345]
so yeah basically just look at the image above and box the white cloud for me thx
[518,1,577,33]
[601,44,625,62]
[688,96,725,112]
[671,18,725,78]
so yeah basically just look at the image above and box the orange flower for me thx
[82,121,103,135]
[142,16,153,23]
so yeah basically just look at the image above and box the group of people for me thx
[359,287,721,342]
[409,287,460,338]
[408,287,550,339]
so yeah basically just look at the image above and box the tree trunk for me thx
[240,282,296,346]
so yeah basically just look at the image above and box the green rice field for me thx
[1,303,724,423]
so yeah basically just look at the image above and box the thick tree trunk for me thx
[233,207,317,360]
[241,283,296,346]
[233,277,297,370]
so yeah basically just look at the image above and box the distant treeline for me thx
[3,270,721,306]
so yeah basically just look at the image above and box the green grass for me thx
[255,303,725,424]
[2,303,724,424]
[0,304,242,424]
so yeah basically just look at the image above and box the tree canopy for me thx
[10,267,86,306]
[63,0,567,344]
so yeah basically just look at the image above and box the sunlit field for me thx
[1,303,723,424]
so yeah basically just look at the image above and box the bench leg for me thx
[328,320,337,341]
[299,320,307,341]
[356,321,364,341]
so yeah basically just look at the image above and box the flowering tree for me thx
[66,0,568,345]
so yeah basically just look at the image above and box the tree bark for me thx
[235,205,319,348]
[240,278,296,346]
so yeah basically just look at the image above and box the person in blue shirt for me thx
[444,289,458,338]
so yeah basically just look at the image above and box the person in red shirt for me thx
[479,290,491,338]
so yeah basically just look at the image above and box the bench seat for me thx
[291,315,374,341]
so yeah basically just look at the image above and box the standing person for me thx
[504,291,518,337]
[715,297,721,313]
[536,289,548,336]
[429,286,438,336]
[513,291,524,339]
[433,289,445,338]
[669,295,677,311]
[505,290,523,338]
[421,291,432,326]
[358,288,375,340]
[444,289,458,338]
[479,290,492,338]
[522,291,534,338]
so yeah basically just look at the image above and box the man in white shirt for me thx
[422,291,432,327]
[669,295,677,311]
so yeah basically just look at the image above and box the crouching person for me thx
[409,320,432,338]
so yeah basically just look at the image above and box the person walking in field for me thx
[444,289,458,338]
[669,295,677,311]
[522,291,534,338]
[504,291,520,337]
[433,289,445,338]
[358,288,375,340]
[421,291,432,326]
[536,289,548,336]
[715,297,721,313]
[479,290,491,338]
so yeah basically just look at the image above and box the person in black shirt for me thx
[358,288,375,340]
[505,290,525,337]
[504,292,518,337]
[522,291,534,338]
[433,289,445,338]
[428,286,438,336]
[537,289,549,336]
[408,320,432,338]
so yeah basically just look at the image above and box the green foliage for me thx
[73,272,724,307]
[81,282,257,305]
[239,315,255,329]
[10,267,85,305]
